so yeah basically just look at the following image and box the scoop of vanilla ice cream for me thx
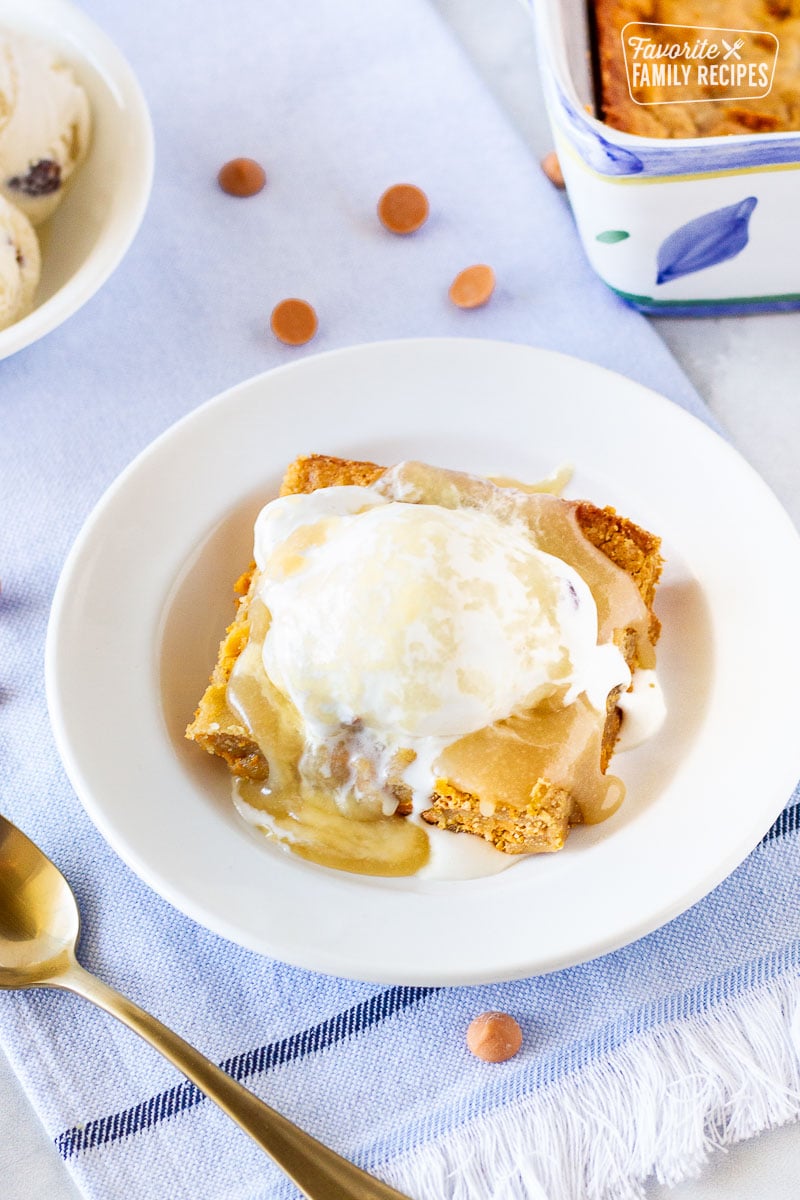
[253,487,629,741]
[0,32,91,225]
[0,193,40,329]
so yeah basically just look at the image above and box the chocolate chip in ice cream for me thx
[0,34,91,225]
[8,159,62,198]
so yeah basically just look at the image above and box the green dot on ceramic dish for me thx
[596,230,630,244]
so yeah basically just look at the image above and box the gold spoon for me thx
[0,813,412,1200]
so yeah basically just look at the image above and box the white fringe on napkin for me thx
[385,973,800,1200]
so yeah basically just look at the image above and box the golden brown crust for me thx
[591,0,800,137]
[423,780,575,855]
[574,501,662,645]
[279,453,385,495]
[187,454,663,854]
[185,568,269,780]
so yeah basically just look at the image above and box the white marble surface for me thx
[2,1,799,1196]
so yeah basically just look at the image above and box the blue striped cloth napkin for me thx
[1,1,799,1198]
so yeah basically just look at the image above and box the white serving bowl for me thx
[0,0,153,359]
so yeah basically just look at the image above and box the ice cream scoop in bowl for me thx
[0,812,412,1200]
[0,0,153,359]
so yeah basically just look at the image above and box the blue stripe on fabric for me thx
[362,938,800,1178]
[761,800,800,845]
[55,984,439,1161]
[55,795,800,1161]
[358,798,800,1172]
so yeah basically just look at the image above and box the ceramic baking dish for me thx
[529,0,800,314]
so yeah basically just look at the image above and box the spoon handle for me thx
[58,962,412,1200]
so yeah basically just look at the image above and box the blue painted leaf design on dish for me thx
[656,197,757,285]
[589,132,645,176]
[558,92,645,176]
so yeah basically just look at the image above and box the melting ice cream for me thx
[253,486,631,745]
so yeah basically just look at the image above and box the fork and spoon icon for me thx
[721,37,746,60]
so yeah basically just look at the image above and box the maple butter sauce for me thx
[225,462,654,877]
[228,602,430,877]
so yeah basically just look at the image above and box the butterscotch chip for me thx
[449,264,495,310]
[377,183,429,234]
[541,151,565,190]
[270,298,318,346]
[218,158,267,197]
[466,1011,523,1062]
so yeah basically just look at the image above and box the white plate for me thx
[0,0,153,359]
[46,339,800,985]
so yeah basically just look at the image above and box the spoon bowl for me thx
[0,817,79,988]
[0,813,411,1200]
